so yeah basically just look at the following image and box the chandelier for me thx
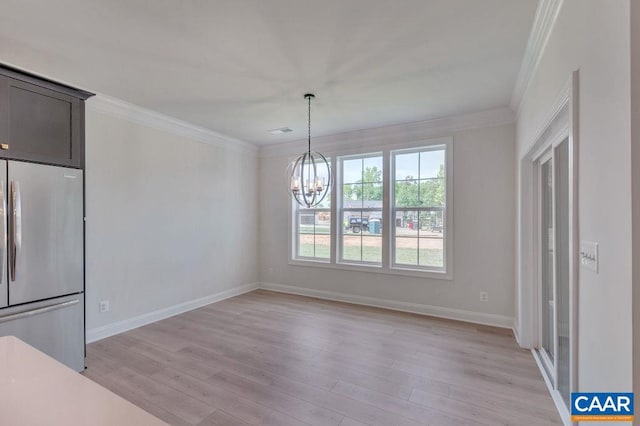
[288,93,331,207]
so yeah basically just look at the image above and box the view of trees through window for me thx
[393,148,446,268]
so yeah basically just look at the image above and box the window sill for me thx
[288,258,452,280]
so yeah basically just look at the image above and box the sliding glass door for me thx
[536,138,571,410]
[555,140,570,406]
[539,154,555,375]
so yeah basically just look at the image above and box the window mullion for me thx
[382,149,391,269]
[360,159,364,262]
[335,156,343,263]
[294,205,298,259]
[417,153,421,266]
[360,211,363,261]
[330,156,337,264]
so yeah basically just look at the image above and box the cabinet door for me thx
[0,77,7,151]
[0,76,82,168]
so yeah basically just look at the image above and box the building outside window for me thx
[339,154,383,265]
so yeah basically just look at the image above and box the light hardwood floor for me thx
[83,290,561,426]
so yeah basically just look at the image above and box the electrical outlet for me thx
[99,300,110,313]
[480,292,489,302]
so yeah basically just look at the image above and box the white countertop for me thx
[0,335,167,426]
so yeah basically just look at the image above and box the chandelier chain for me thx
[307,94,311,155]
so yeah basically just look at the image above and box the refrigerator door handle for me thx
[10,180,21,282]
[0,299,79,324]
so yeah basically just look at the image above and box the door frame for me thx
[517,71,579,425]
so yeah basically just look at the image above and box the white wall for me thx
[631,0,640,415]
[516,0,632,395]
[84,98,259,339]
[258,117,517,327]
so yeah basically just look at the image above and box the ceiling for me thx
[0,0,538,146]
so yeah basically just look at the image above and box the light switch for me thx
[580,241,598,273]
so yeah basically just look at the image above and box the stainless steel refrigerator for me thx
[0,160,84,371]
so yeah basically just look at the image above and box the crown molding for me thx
[510,0,564,113]
[87,96,514,159]
[86,94,258,155]
[259,107,515,158]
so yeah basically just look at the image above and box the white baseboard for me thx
[513,319,521,345]
[258,282,513,329]
[86,283,259,343]
[87,281,514,343]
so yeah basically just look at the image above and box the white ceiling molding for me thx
[510,0,564,113]
[87,94,258,155]
[260,107,515,158]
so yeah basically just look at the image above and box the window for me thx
[290,138,451,278]
[391,146,446,271]
[339,154,383,265]
[292,163,331,261]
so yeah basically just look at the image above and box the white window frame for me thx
[292,204,332,262]
[337,152,384,267]
[390,145,449,274]
[290,158,334,263]
[289,137,453,280]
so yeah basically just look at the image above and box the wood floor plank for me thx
[126,323,193,353]
[129,340,223,379]
[88,370,194,426]
[179,344,338,390]
[258,410,311,426]
[206,370,344,426]
[88,339,164,376]
[151,367,273,425]
[409,388,560,426]
[252,371,425,426]
[112,366,216,424]
[331,380,480,426]
[339,418,368,426]
[446,385,561,422]
[181,343,428,426]
[85,290,561,425]
[197,410,251,426]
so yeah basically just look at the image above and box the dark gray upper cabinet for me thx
[0,68,93,169]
